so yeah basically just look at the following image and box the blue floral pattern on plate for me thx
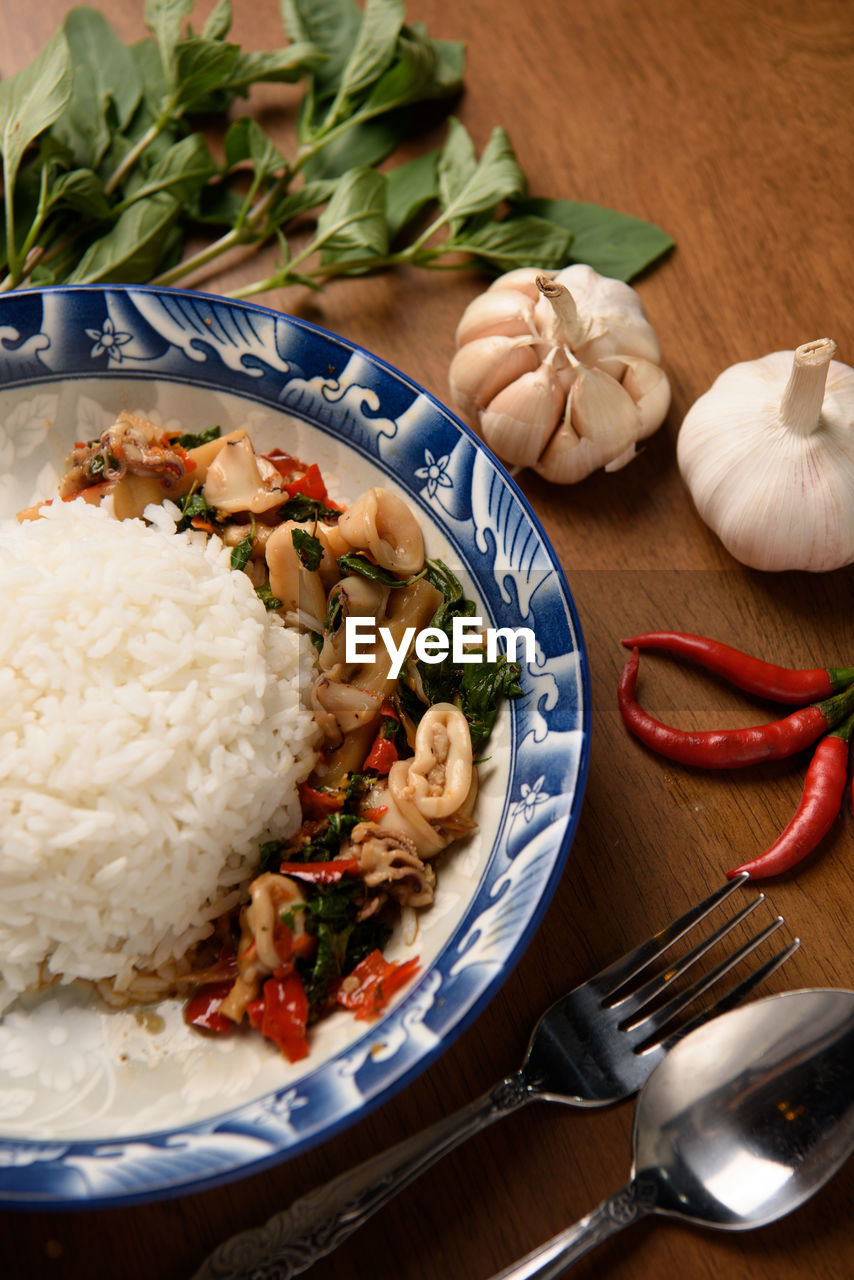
[0,286,590,1207]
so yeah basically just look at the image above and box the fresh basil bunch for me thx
[0,0,673,298]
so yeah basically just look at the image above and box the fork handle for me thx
[488,1178,658,1280]
[192,1070,535,1280]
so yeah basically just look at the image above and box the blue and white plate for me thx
[0,286,589,1207]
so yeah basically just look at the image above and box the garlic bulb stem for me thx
[779,338,837,437]
[536,275,583,346]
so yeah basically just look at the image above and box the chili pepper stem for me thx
[829,665,854,693]
[831,708,854,744]
[818,680,854,731]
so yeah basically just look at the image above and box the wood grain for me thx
[1,1,853,1277]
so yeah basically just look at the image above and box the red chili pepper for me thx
[363,702,400,773]
[727,712,854,879]
[622,631,854,704]
[170,443,197,473]
[190,516,218,535]
[363,734,398,774]
[272,918,295,964]
[260,448,308,480]
[184,981,234,1034]
[297,781,344,819]
[360,805,388,823]
[264,908,318,962]
[284,463,330,501]
[618,648,854,768]
[62,481,111,505]
[246,997,265,1030]
[279,859,361,884]
[252,972,310,1061]
[336,950,420,1021]
[291,932,318,960]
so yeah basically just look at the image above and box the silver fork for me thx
[192,875,799,1280]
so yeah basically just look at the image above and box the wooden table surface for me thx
[2,1,854,1277]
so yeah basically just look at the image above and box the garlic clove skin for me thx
[454,287,536,347]
[534,362,641,484]
[677,339,854,572]
[449,335,538,423]
[603,443,640,473]
[480,361,565,467]
[554,357,576,395]
[600,354,672,437]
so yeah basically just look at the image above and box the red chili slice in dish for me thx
[336,950,420,1021]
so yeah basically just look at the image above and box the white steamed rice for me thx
[0,498,320,1014]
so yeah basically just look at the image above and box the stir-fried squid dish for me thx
[16,414,521,1061]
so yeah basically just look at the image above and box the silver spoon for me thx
[492,988,854,1280]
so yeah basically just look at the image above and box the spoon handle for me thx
[488,1179,657,1280]
[192,1071,535,1280]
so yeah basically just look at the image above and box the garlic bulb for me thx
[449,265,670,481]
[677,338,854,572]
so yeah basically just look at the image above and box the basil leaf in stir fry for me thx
[291,527,324,571]
[175,489,218,533]
[279,494,341,523]
[174,424,221,449]
[229,535,253,571]
[256,583,284,611]
[336,551,423,587]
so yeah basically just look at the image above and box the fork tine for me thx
[654,935,802,1051]
[612,893,765,1021]
[625,914,786,1044]
[591,873,749,1001]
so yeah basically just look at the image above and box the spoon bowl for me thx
[637,987,854,1228]
[492,989,854,1279]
